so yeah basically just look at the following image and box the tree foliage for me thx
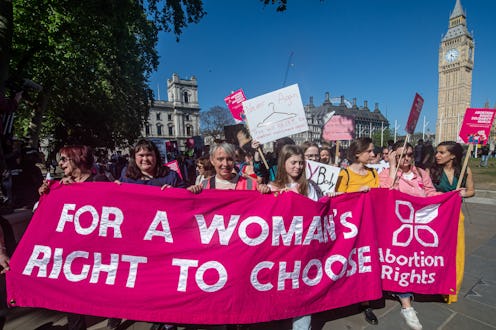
[10,0,160,150]
[371,128,393,148]
[1,0,291,152]
[200,106,235,138]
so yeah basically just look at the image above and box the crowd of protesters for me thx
[0,120,480,330]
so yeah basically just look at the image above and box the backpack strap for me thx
[343,168,350,187]
[245,176,253,190]
[201,176,215,189]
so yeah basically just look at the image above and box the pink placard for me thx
[405,93,424,134]
[224,89,247,122]
[322,114,355,141]
[457,108,496,145]
[7,184,460,324]
[165,160,183,179]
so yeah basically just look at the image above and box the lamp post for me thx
[422,116,429,140]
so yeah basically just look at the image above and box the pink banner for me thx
[6,185,460,324]
[367,189,459,294]
[457,108,496,145]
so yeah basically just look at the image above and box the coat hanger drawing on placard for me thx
[257,102,297,128]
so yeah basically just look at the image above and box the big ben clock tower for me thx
[436,0,474,143]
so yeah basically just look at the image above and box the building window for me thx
[186,126,191,136]
[156,112,161,121]
[168,114,172,121]
[145,124,150,136]
[185,114,190,121]
[168,126,173,136]
[157,124,163,136]
[183,91,189,103]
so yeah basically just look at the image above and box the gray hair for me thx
[210,143,236,159]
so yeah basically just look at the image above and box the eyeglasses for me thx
[59,156,71,163]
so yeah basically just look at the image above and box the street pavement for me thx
[3,191,496,330]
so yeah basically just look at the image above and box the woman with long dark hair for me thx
[430,141,474,197]
[120,139,185,188]
[117,139,199,330]
[430,141,474,304]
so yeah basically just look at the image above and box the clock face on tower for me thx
[445,48,459,63]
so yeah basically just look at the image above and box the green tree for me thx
[371,127,393,148]
[9,0,161,150]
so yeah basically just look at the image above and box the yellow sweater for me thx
[336,167,379,192]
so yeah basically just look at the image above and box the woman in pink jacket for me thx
[379,140,440,330]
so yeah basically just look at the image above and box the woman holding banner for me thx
[430,141,474,305]
[268,144,322,329]
[38,145,110,330]
[379,140,440,330]
[335,137,379,325]
[117,139,201,330]
[120,139,184,188]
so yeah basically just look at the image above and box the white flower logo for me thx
[392,201,440,247]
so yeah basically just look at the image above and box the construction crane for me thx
[282,51,294,87]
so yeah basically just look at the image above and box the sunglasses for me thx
[59,156,71,162]
[396,152,414,158]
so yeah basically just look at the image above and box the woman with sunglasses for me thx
[379,140,439,330]
[380,140,438,196]
[38,145,108,330]
[38,145,109,195]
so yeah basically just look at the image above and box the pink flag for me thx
[405,93,424,135]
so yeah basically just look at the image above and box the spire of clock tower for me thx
[443,0,471,41]
[450,0,465,19]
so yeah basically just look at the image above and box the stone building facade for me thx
[143,73,200,151]
[290,92,389,146]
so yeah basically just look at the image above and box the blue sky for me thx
[149,0,496,136]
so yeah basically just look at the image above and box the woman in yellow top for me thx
[335,137,380,325]
[336,137,379,193]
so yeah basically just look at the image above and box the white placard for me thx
[305,160,341,193]
[242,84,308,144]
